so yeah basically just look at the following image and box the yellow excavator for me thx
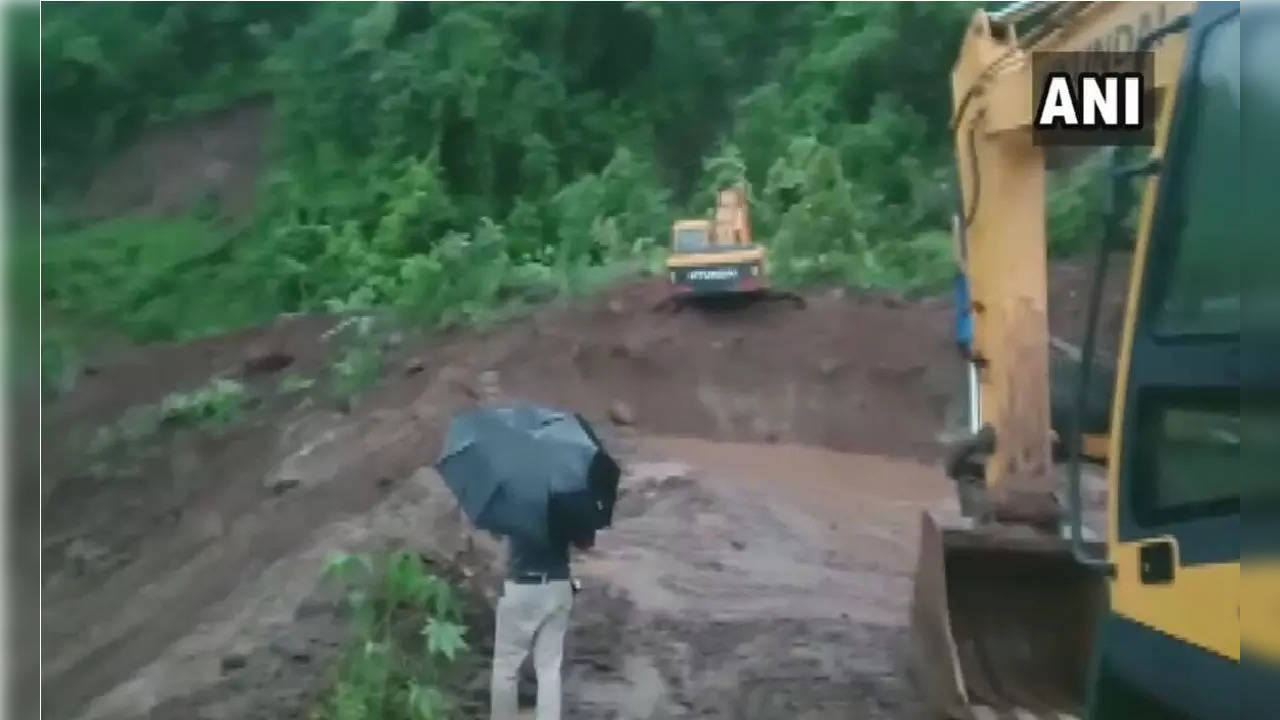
[659,186,805,310]
[910,2,1271,718]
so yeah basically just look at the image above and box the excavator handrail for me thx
[988,0,1048,24]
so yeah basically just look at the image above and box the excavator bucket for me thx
[910,511,1107,719]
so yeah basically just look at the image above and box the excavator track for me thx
[651,289,806,314]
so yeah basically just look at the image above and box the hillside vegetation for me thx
[41,2,1103,366]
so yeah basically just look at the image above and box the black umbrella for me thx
[436,404,620,545]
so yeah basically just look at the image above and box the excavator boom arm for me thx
[950,1,1191,516]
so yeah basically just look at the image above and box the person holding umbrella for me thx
[437,404,620,720]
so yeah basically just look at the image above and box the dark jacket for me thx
[506,528,594,580]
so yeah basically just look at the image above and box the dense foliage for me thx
[42,1,1101,362]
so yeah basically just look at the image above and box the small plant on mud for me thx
[279,373,316,395]
[88,378,250,454]
[317,550,471,720]
[159,378,247,427]
[42,328,81,400]
[328,316,386,404]
[88,404,163,453]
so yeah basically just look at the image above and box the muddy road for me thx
[41,270,1105,719]
[562,439,955,719]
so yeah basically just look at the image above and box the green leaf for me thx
[407,682,447,720]
[422,618,467,662]
[279,374,316,394]
[62,35,106,68]
[323,552,373,584]
[384,551,431,607]
[349,3,398,54]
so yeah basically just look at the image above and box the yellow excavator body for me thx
[660,186,804,309]
[664,188,768,296]
[911,2,1263,718]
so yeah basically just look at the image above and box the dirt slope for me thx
[78,101,271,223]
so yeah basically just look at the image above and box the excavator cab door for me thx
[1088,5,1242,718]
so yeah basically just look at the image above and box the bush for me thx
[328,316,386,402]
[159,378,247,427]
[318,551,472,720]
[88,377,249,454]
[42,215,273,342]
[1047,152,1111,257]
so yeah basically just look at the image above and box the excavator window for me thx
[1132,388,1239,525]
[1119,4,1240,557]
[1146,13,1240,338]
[673,227,709,252]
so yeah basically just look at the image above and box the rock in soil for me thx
[818,357,844,377]
[403,358,427,376]
[242,351,294,377]
[609,400,636,426]
[269,636,311,664]
[219,653,248,674]
[293,599,333,620]
[64,537,110,575]
[268,477,302,496]
[478,370,502,398]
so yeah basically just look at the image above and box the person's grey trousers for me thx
[490,579,573,720]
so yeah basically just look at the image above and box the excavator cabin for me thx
[659,186,803,310]
[664,188,767,297]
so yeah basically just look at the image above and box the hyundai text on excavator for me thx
[909,2,1272,719]
[659,186,804,311]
